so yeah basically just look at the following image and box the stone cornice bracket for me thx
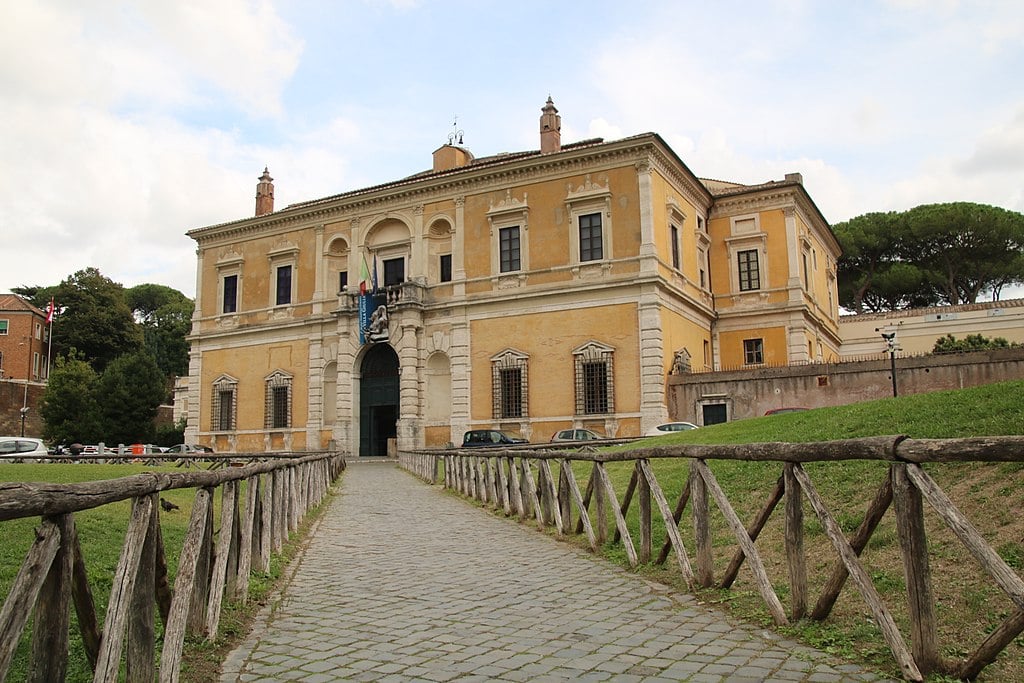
[454,196,465,207]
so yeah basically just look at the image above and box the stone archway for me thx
[359,344,399,456]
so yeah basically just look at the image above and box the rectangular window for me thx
[222,274,238,314]
[737,249,760,291]
[383,257,404,286]
[339,271,349,292]
[440,254,452,283]
[743,338,764,365]
[499,226,521,273]
[670,225,680,269]
[275,265,292,305]
[0,320,8,335]
[579,213,603,261]
[582,361,609,414]
[491,352,528,420]
[271,385,289,428]
[32,352,40,379]
[264,374,292,430]
[34,323,41,339]
[499,367,523,418]
[214,388,235,431]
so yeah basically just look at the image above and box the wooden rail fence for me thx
[0,451,345,682]
[399,436,1024,681]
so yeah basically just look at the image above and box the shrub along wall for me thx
[668,348,1024,424]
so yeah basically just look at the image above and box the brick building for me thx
[0,294,50,382]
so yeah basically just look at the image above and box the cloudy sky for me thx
[2,0,1022,299]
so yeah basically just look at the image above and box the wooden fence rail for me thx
[399,436,1024,681]
[0,451,345,682]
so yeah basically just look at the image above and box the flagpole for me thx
[45,298,54,382]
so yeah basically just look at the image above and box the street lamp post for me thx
[877,328,899,397]
[20,406,29,437]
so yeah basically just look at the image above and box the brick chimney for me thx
[540,96,561,153]
[255,167,274,216]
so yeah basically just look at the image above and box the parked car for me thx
[0,437,49,459]
[550,428,603,442]
[461,430,528,447]
[764,407,808,415]
[645,422,699,436]
[166,444,215,454]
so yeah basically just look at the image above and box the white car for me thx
[0,437,49,459]
[645,422,699,436]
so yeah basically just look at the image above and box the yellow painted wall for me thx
[718,327,788,368]
[468,303,640,434]
[660,308,712,375]
[201,338,309,434]
[459,166,643,288]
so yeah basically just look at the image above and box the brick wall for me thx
[668,348,1024,424]
[0,380,45,437]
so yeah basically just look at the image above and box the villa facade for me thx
[184,99,841,454]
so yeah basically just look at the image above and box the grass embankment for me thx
[0,464,324,682]
[585,379,1024,681]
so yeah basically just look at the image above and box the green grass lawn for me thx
[0,464,304,682]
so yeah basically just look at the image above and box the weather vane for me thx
[448,115,464,145]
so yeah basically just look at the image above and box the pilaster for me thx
[638,295,669,430]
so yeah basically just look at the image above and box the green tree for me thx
[95,351,168,444]
[903,203,1024,305]
[40,353,102,445]
[10,284,59,311]
[53,268,143,371]
[835,203,1024,312]
[127,284,194,377]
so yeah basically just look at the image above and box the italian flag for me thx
[359,254,371,295]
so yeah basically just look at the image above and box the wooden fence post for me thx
[784,463,807,620]
[690,459,713,587]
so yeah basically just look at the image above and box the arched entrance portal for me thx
[359,344,399,457]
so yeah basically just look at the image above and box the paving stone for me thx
[219,461,897,682]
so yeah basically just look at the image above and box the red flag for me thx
[45,297,55,324]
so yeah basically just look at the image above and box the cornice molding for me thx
[188,137,673,245]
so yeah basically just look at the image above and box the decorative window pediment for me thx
[216,249,244,268]
[267,240,299,260]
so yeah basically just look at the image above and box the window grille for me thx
[737,249,760,291]
[579,213,603,261]
[265,372,292,429]
[491,351,528,419]
[574,342,614,415]
[212,376,238,431]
